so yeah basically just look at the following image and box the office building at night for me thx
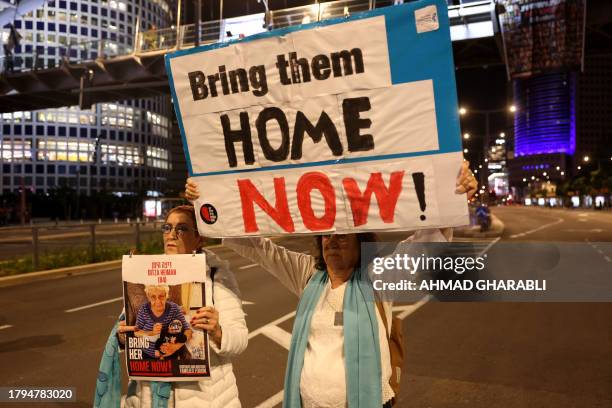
[0,0,174,196]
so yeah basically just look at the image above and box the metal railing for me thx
[136,26,180,53]
[2,0,491,72]
[70,0,372,65]
[65,39,132,64]
[0,220,161,272]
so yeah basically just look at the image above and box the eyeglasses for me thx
[161,223,194,237]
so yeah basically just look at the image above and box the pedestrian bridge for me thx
[0,0,497,113]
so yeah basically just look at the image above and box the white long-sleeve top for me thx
[224,228,450,406]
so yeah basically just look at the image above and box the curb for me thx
[0,259,122,288]
[453,214,505,238]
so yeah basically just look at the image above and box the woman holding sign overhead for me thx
[94,205,248,408]
[184,161,477,407]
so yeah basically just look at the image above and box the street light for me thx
[463,148,468,153]
[459,107,467,115]
[522,178,527,182]
[583,155,590,162]
[509,105,516,113]
[561,171,565,175]
[463,133,470,140]
[577,165,582,170]
[500,132,505,137]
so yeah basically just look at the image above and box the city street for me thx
[1,206,611,407]
[0,0,610,407]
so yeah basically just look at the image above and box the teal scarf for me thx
[93,314,171,408]
[283,268,382,407]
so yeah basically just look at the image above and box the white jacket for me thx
[123,250,248,408]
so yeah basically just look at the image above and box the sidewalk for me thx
[453,213,505,238]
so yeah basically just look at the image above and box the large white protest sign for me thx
[166,0,468,237]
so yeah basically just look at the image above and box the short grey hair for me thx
[144,284,170,298]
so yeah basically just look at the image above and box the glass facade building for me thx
[0,0,173,195]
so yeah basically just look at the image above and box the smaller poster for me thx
[121,254,211,381]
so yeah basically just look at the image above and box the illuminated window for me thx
[37,139,94,162]
[1,140,33,162]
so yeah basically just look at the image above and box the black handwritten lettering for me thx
[188,71,207,100]
[222,112,255,167]
[256,107,290,162]
[291,111,342,159]
[343,97,374,152]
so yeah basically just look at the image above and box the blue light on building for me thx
[514,73,576,157]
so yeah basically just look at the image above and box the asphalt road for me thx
[1,206,611,407]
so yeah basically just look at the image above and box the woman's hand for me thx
[184,178,200,202]
[455,160,478,200]
[191,306,222,347]
[118,320,136,333]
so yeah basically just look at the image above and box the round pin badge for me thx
[200,204,218,225]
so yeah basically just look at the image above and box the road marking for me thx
[260,325,292,350]
[510,218,563,239]
[452,237,495,243]
[564,229,603,233]
[255,390,284,408]
[242,300,255,305]
[249,310,296,340]
[584,239,612,263]
[239,263,258,270]
[0,324,13,330]
[477,236,501,257]
[395,295,431,320]
[65,296,123,313]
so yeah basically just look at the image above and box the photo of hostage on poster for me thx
[121,254,212,381]
[166,0,469,238]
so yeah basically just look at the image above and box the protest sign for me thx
[122,254,211,381]
[166,0,468,237]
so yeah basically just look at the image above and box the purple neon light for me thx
[514,73,576,157]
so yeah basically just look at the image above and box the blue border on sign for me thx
[165,0,460,178]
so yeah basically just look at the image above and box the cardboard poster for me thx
[166,0,468,237]
[121,254,211,381]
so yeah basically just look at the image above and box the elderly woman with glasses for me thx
[184,161,477,407]
[94,205,248,408]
